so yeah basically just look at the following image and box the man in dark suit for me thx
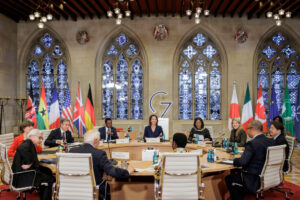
[12,129,55,200]
[70,129,134,200]
[225,120,275,200]
[269,121,290,172]
[45,118,74,147]
[98,118,118,141]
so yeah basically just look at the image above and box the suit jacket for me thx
[98,126,118,140]
[69,143,129,185]
[188,127,212,141]
[8,133,42,157]
[44,128,74,147]
[143,125,163,138]
[233,134,275,193]
[274,133,289,172]
[229,128,247,147]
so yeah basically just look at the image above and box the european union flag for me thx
[295,83,300,141]
[268,84,279,127]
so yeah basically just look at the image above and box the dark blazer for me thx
[274,133,290,172]
[233,134,275,193]
[44,128,74,147]
[188,127,212,141]
[98,126,118,140]
[143,125,163,138]
[229,128,247,147]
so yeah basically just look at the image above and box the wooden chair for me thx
[0,143,37,200]
[256,144,288,199]
[0,133,14,149]
[117,132,137,140]
[53,153,99,200]
[155,152,204,200]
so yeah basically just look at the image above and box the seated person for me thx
[273,115,286,135]
[144,114,163,138]
[70,129,134,200]
[44,118,74,147]
[172,133,188,153]
[229,118,247,147]
[269,121,290,172]
[99,118,119,141]
[12,129,55,200]
[225,120,275,200]
[188,117,212,142]
[8,121,42,157]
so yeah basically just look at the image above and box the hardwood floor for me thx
[285,144,300,186]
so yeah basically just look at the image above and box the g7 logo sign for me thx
[149,91,172,118]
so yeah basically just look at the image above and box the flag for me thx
[295,83,300,141]
[255,85,268,132]
[25,84,37,128]
[37,82,49,129]
[268,84,279,127]
[241,83,253,134]
[62,83,73,133]
[282,86,294,136]
[84,83,95,130]
[49,84,60,129]
[73,82,86,136]
[228,82,240,131]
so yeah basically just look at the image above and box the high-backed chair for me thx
[256,144,287,199]
[0,143,36,199]
[0,133,14,149]
[53,153,98,200]
[155,152,204,200]
[284,135,295,174]
[41,130,52,149]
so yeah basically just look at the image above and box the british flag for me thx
[62,83,73,133]
[73,82,86,136]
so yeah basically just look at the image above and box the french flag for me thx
[49,84,60,129]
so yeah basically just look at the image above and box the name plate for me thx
[116,138,130,144]
[190,149,203,155]
[197,141,206,147]
[112,152,130,160]
[142,149,156,161]
[145,137,160,143]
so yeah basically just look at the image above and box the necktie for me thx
[62,132,66,142]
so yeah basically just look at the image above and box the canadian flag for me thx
[255,85,268,132]
[228,83,240,131]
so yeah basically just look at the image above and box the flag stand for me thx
[15,97,27,122]
[0,96,10,134]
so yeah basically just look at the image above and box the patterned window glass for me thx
[26,32,68,113]
[102,33,143,119]
[179,32,222,120]
[257,32,300,118]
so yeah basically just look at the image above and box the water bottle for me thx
[126,133,130,140]
[222,138,225,148]
[162,134,165,142]
[207,149,210,162]
[225,138,229,149]
[153,150,159,165]
[211,149,215,163]
[231,142,235,153]
[234,142,238,155]
[129,125,132,132]
[195,134,198,144]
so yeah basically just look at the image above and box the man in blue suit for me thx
[98,118,118,141]
[70,129,134,200]
[225,120,275,200]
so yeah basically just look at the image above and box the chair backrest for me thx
[285,135,295,174]
[259,144,286,191]
[42,130,52,149]
[206,126,214,138]
[55,153,97,200]
[159,152,202,200]
[0,143,12,185]
[0,133,14,149]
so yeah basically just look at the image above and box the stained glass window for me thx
[26,32,68,113]
[257,31,300,119]
[179,32,222,120]
[102,33,143,119]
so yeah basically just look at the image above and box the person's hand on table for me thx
[127,165,135,174]
[107,131,113,135]
[21,163,32,170]
[56,140,62,144]
[204,138,210,141]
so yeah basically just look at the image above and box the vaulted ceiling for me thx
[0,0,299,22]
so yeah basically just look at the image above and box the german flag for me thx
[84,83,95,130]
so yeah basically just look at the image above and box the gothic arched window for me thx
[178,32,222,120]
[26,32,68,113]
[257,32,300,118]
[102,33,144,120]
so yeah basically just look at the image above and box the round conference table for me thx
[40,141,241,200]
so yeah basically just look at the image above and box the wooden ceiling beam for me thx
[88,0,107,18]
[222,0,235,17]
[164,0,168,17]
[8,0,32,20]
[23,0,60,20]
[0,7,19,22]
[68,0,93,19]
[285,0,300,11]
[234,0,249,17]
[127,1,135,20]
[37,0,68,20]
[252,0,272,18]
[49,1,77,21]
[257,0,281,17]
[291,1,300,12]
[77,0,98,18]
[273,0,291,12]
[135,0,143,17]
[0,1,28,20]
[63,1,82,19]
[180,0,184,17]
[230,0,242,17]
[214,0,225,17]
[154,0,159,16]
[239,1,257,17]
[145,0,151,17]
[210,0,221,14]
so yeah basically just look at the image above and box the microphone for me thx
[107,127,117,165]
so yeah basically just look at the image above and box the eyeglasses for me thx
[247,127,253,130]
[34,135,44,140]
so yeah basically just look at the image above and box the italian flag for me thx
[241,84,253,134]
[37,82,49,130]
[228,82,240,131]
[255,85,268,133]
